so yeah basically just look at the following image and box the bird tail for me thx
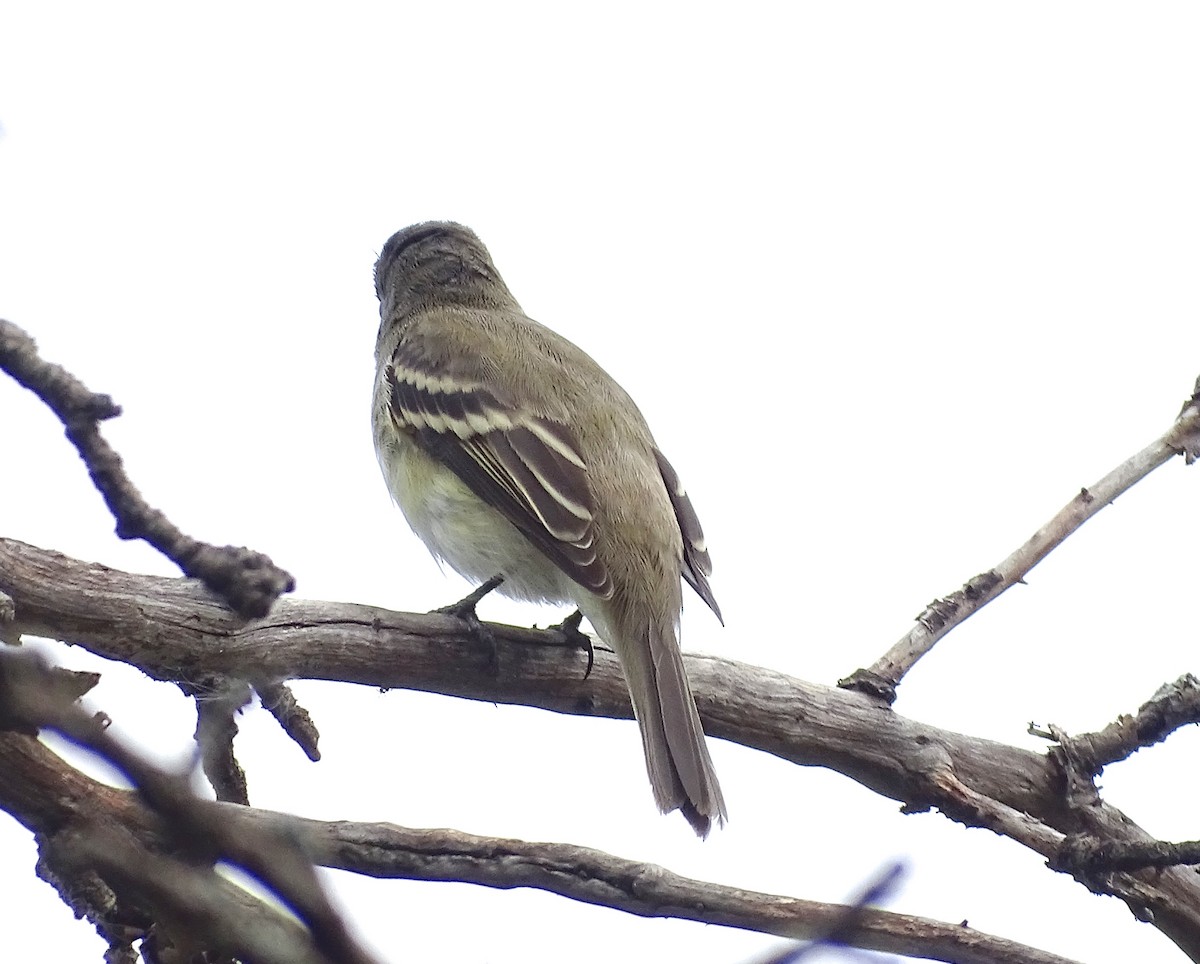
[614,608,728,837]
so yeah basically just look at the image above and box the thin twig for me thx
[1055,836,1200,874]
[841,377,1200,701]
[1030,674,1200,775]
[257,680,322,761]
[186,675,253,804]
[0,648,379,964]
[0,318,295,617]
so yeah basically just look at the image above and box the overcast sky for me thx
[2,4,1199,963]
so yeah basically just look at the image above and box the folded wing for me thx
[384,342,614,598]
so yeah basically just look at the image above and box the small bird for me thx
[371,222,726,835]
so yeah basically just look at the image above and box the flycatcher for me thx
[371,222,726,835]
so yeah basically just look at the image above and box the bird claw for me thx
[433,575,505,674]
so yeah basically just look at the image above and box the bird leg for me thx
[549,609,595,679]
[433,575,505,672]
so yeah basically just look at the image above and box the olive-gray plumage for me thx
[371,221,726,835]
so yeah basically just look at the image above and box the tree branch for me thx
[6,333,1200,963]
[770,861,906,962]
[185,675,252,805]
[48,821,334,964]
[4,537,1200,958]
[841,376,1200,702]
[0,647,378,964]
[1055,836,1200,874]
[1029,673,1200,775]
[0,317,295,618]
[257,679,322,761]
[0,729,1084,964]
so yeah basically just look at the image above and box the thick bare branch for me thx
[4,537,1200,958]
[841,377,1200,701]
[0,730,1083,964]
[0,317,295,618]
[0,536,1067,819]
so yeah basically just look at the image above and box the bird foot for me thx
[433,575,505,673]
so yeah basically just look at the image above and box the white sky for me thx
[2,4,1199,963]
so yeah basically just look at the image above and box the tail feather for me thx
[648,618,726,833]
[580,589,726,836]
[601,607,725,837]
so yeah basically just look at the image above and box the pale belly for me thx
[378,433,575,606]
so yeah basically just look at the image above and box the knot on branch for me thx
[962,570,1003,600]
[177,544,297,620]
[913,572,1002,635]
[915,596,958,633]
[836,668,896,704]
[1168,377,1200,464]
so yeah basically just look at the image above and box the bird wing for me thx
[383,338,614,599]
[652,448,723,624]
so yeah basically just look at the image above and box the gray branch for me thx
[1030,673,1200,775]
[0,728,1082,964]
[3,537,1200,959]
[841,377,1200,701]
[0,647,378,964]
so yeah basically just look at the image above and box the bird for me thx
[371,221,726,835]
